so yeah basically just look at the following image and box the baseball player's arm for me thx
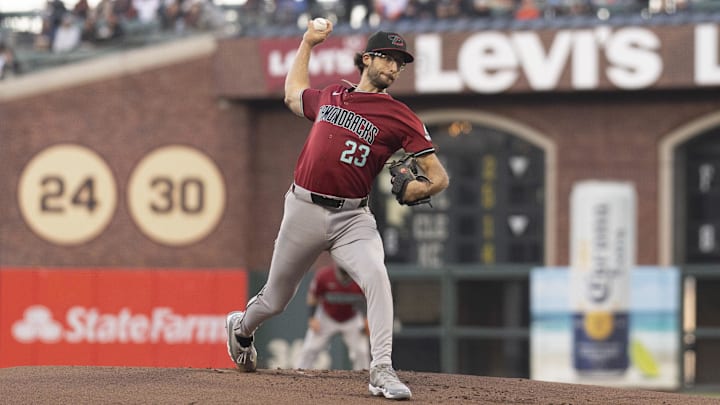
[306,290,321,333]
[354,300,370,335]
[283,20,333,117]
[404,153,449,203]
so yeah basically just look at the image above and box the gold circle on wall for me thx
[17,143,118,245]
[127,145,226,246]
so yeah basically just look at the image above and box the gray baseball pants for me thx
[234,183,394,368]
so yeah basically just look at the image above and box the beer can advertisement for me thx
[570,181,635,375]
[530,267,680,389]
[530,181,680,388]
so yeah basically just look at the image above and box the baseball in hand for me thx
[312,18,328,31]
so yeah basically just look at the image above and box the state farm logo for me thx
[12,305,63,343]
[12,305,225,344]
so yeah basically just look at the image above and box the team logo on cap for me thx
[388,34,405,47]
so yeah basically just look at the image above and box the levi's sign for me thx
[254,24,720,94]
[261,35,366,92]
[415,24,720,93]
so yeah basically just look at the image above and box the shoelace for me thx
[238,349,250,364]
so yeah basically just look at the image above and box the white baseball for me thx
[312,18,328,31]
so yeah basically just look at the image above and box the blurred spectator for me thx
[114,0,139,20]
[489,0,514,17]
[230,0,270,31]
[73,0,92,21]
[404,0,436,19]
[515,0,541,19]
[193,1,226,30]
[92,0,125,41]
[462,0,492,16]
[52,14,82,53]
[566,0,591,15]
[133,0,162,24]
[273,0,309,25]
[159,0,178,29]
[47,0,68,43]
[0,42,21,79]
[159,0,188,32]
[373,0,409,21]
[311,0,347,24]
[436,0,463,18]
[34,0,69,50]
[542,0,564,17]
[71,0,93,44]
[346,0,372,26]
[184,0,209,29]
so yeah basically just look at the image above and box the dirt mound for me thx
[1,366,717,404]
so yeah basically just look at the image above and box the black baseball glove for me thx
[387,154,432,206]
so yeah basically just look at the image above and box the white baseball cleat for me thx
[225,311,257,372]
[368,364,412,400]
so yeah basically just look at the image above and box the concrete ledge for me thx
[0,33,217,101]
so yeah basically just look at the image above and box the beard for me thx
[367,67,394,91]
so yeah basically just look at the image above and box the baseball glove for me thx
[387,154,432,206]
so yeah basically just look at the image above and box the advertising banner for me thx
[530,267,680,389]
[570,181,636,375]
[259,35,367,92]
[0,268,247,368]
[217,24,720,99]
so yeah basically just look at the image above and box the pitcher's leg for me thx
[331,236,394,368]
[234,192,326,337]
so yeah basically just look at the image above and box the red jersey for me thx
[295,83,435,198]
[310,265,365,323]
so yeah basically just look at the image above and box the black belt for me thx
[310,193,368,209]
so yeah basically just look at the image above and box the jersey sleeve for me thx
[401,111,436,157]
[301,88,322,121]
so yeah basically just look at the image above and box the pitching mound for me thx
[1,366,717,404]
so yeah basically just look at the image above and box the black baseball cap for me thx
[365,31,414,64]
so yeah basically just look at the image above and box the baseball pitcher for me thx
[225,21,450,401]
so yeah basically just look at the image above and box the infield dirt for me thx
[2,366,720,404]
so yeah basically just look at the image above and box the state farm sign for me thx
[13,305,223,344]
[0,268,247,368]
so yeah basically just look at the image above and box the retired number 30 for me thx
[148,177,204,214]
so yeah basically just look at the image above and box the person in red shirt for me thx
[295,264,370,371]
[225,23,450,400]
[514,0,541,20]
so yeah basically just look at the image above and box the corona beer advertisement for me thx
[530,267,680,389]
[570,181,636,375]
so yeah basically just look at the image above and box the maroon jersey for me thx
[310,265,365,323]
[295,83,436,198]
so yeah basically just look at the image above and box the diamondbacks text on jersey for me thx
[295,83,435,198]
